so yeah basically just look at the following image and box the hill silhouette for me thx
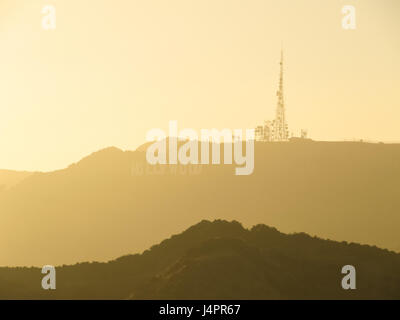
[0,140,399,266]
[0,220,399,299]
[0,170,32,192]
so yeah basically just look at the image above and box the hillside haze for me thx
[0,140,399,266]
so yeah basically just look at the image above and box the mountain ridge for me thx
[0,219,399,300]
[0,140,399,266]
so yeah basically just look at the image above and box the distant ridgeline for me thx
[0,220,399,299]
[0,141,399,267]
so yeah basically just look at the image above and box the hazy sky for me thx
[0,0,399,171]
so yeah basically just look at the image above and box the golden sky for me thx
[0,0,399,171]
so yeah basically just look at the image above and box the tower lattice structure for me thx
[272,50,289,141]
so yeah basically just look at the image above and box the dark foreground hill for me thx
[0,220,399,300]
[0,140,400,266]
